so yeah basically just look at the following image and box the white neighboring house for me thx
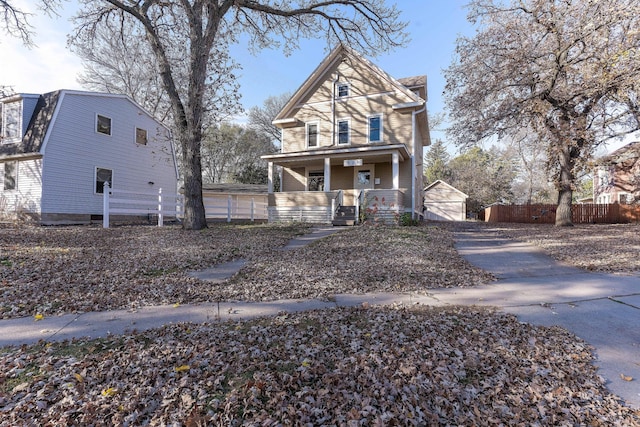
[423,180,468,221]
[0,90,179,224]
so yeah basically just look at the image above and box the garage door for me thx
[425,202,464,221]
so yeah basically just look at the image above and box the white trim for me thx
[354,164,375,190]
[2,160,18,191]
[393,101,425,110]
[336,82,350,98]
[336,118,351,145]
[368,113,383,143]
[96,114,112,136]
[306,121,320,148]
[135,127,148,145]
[296,91,395,110]
[1,99,23,144]
[95,166,113,194]
[306,168,325,191]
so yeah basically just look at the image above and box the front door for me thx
[354,164,375,191]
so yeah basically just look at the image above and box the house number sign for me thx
[344,159,363,167]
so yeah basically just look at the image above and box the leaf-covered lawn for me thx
[0,224,492,319]
[1,306,638,425]
[485,222,640,274]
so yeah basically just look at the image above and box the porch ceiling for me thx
[262,144,410,168]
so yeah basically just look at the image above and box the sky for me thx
[0,1,632,154]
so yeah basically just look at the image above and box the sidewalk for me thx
[0,225,638,408]
[432,228,640,409]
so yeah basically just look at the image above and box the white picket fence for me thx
[102,182,268,228]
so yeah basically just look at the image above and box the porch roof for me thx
[262,144,411,167]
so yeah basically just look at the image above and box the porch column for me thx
[267,162,274,193]
[324,157,331,191]
[392,152,399,190]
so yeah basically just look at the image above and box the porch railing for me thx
[331,190,344,220]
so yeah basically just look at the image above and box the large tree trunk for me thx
[181,133,207,230]
[555,145,574,226]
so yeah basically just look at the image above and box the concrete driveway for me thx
[430,227,640,409]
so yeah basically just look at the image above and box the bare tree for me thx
[247,92,291,146]
[1,0,60,46]
[201,123,275,184]
[445,0,640,226]
[70,16,242,126]
[71,0,407,230]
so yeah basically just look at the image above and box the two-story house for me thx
[0,90,178,224]
[594,141,640,205]
[262,45,430,224]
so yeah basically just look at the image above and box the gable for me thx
[424,180,468,201]
[275,45,423,123]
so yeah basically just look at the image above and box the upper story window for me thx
[1,101,22,144]
[337,119,350,145]
[368,114,383,143]
[3,161,17,191]
[135,127,148,145]
[306,122,319,148]
[337,83,349,98]
[96,114,112,136]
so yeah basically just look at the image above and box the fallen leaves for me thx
[483,222,640,274]
[1,306,638,424]
[0,223,493,319]
[0,223,310,319]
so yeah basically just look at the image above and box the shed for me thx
[423,180,468,221]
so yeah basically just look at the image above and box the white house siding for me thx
[0,158,42,216]
[40,92,177,217]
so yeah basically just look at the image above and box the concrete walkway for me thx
[432,228,640,409]
[0,225,638,408]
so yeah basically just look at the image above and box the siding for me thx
[40,92,177,215]
[282,58,417,154]
[0,158,42,215]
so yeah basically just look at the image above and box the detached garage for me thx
[423,180,468,221]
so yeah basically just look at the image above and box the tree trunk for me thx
[555,145,574,226]
[181,130,208,230]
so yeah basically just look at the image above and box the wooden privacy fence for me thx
[102,183,268,228]
[484,203,640,224]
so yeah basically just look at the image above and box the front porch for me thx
[267,189,405,224]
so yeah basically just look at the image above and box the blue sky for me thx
[0,1,472,146]
[0,1,630,153]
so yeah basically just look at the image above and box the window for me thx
[95,167,113,193]
[136,127,148,145]
[337,119,350,145]
[619,193,633,204]
[96,114,112,135]
[337,83,349,98]
[3,161,16,190]
[368,114,382,143]
[308,171,325,191]
[1,101,22,143]
[306,122,319,148]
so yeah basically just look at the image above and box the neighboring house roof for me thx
[423,180,469,198]
[598,141,640,165]
[0,90,171,160]
[273,44,425,124]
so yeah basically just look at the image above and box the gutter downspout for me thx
[332,72,339,146]
[411,104,427,220]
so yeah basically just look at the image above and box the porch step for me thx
[332,205,357,227]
